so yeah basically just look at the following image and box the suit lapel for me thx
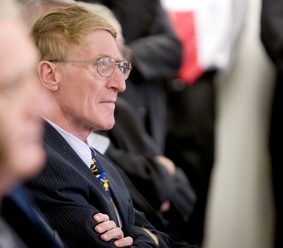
[43,122,121,225]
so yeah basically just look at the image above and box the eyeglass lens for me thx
[96,58,131,79]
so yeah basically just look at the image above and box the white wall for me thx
[203,0,276,247]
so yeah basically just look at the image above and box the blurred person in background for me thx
[162,0,248,245]
[261,0,283,247]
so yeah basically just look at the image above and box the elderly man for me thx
[24,5,173,248]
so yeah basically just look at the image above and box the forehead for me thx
[76,29,120,59]
[0,20,38,84]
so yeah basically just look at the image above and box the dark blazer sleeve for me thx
[24,124,173,248]
[261,0,283,70]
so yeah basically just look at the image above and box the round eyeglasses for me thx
[49,57,132,80]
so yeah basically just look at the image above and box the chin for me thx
[99,118,115,131]
[104,122,115,130]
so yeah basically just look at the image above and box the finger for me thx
[93,213,109,223]
[114,236,134,247]
[94,220,116,234]
[100,226,124,241]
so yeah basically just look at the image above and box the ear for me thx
[37,61,60,91]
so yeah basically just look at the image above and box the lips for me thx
[99,99,116,104]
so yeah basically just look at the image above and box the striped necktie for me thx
[90,148,111,193]
[89,147,123,227]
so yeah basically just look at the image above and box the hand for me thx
[142,228,159,245]
[160,200,170,212]
[93,213,133,247]
[154,155,176,175]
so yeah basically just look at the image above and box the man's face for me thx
[0,19,47,194]
[52,29,126,140]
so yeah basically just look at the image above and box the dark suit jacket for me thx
[1,185,65,248]
[24,122,173,248]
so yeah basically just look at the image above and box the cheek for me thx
[0,106,18,145]
[12,141,45,178]
[6,124,45,180]
[60,75,90,105]
[0,101,45,178]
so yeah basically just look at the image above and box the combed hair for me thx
[32,5,117,61]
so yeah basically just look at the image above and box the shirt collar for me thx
[87,132,110,155]
[44,118,92,168]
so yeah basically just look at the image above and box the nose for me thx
[109,67,126,93]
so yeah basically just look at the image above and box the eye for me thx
[97,57,111,67]
[96,58,116,77]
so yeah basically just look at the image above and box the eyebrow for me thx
[95,53,121,61]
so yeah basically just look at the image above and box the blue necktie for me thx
[90,148,111,194]
[89,148,123,227]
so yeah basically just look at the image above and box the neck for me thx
[43,115,93,142]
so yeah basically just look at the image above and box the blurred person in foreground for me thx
[162,0,247,245]
[0,0,65,247]
[0,0,44,199]
[23,5,173,248]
